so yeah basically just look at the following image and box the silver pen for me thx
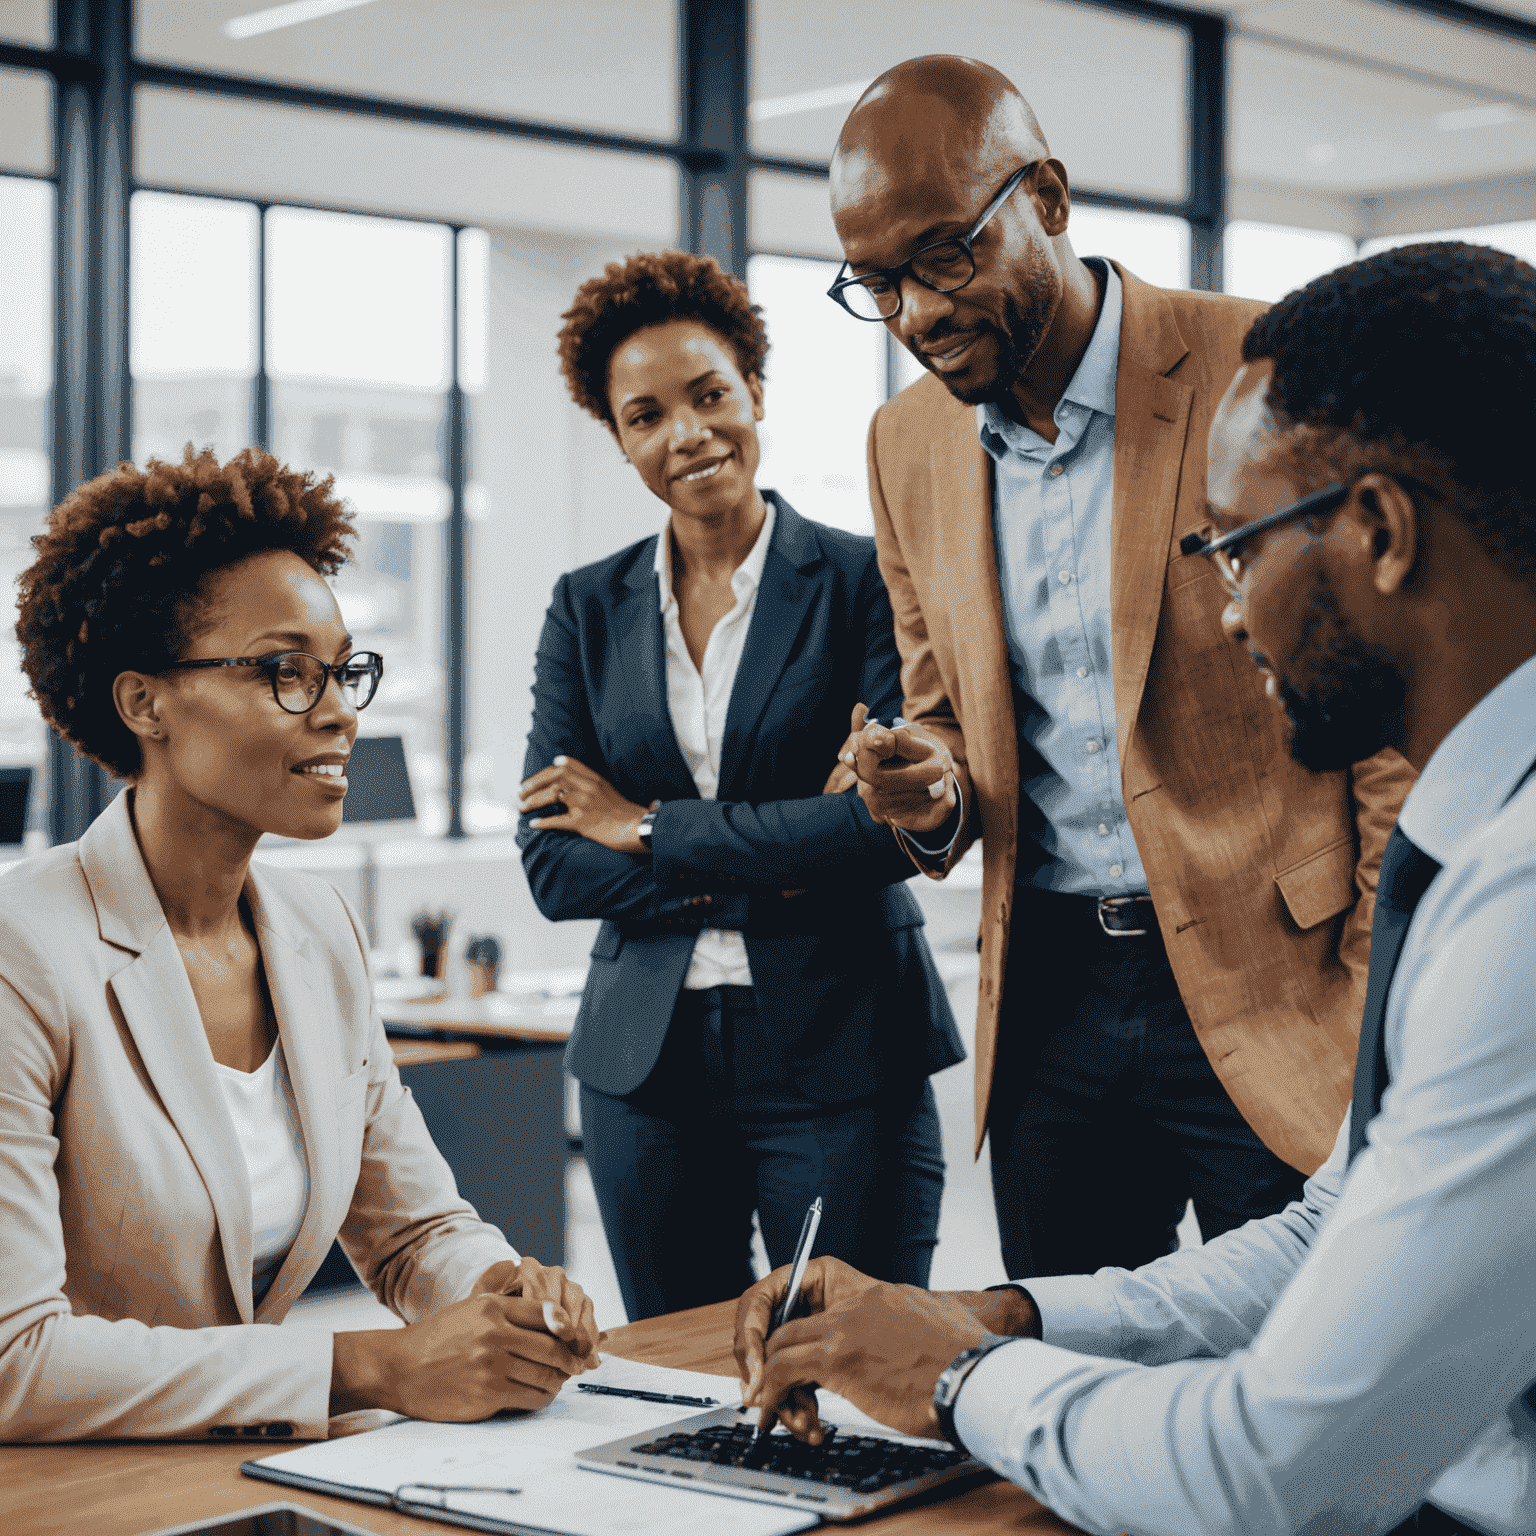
[746,1196,823,1461]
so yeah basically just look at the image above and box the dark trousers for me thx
[988,886,1306,1279]
[580,984,946,1322]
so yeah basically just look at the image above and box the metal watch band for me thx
[636,810,657,849]
[932,1335,1013,1454]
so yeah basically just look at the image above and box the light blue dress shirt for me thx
[979,258,1146,897]
[954,651,1536,1535]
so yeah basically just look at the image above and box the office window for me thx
[462,195,681,823]
[1359,220,1536,265]
[0,66,52,176]
[135,0,677,140]
[136,87,680,245]
[1224,222,1357,303]
[0,174,52,779]
[266,207,453,832]
[1068,206,1190,292]
[750,0,1188,201]
[0,0,49,45]
[131,193,258,468]
[749,254,886,537]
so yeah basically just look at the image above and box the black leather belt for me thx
[1095,895,1157,937]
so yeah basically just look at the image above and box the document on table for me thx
[243,1355,817,1536]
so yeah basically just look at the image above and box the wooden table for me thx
[0,1301,1079,1536]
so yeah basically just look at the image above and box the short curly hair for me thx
[16,447,355,780]
[1242,241,1536,585]
[557,250,769,430]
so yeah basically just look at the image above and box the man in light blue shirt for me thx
[741,241,1536,1535]
[827,57,1409,1282]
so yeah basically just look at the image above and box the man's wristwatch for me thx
[636,810,657,851]
[932,1335,1013,1454]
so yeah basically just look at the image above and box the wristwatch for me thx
[932,1336,1013,1454]
[636,809,657,850]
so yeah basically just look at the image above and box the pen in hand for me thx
[744,1196,823,1466]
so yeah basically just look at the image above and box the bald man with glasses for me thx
[828,56,1414,1279]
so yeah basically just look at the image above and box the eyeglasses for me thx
[1179,482,1352,600]
[161,650,384,714]
[827,163,1038,322]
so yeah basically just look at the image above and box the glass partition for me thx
[0,0,49,45]
[1224,221,1357,303]
[0,66,52,177]
[266,206,453,832]
[1067,206,1191,293]
[749,254,886,536]
[0,174,53,803]
[131,192,259,467]
[136,86,680,244]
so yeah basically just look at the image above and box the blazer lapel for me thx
[82,793,255,1321]
[1109,265,1194,774]
[611,540,699,798]
[717,497,823,801]
[245,868,340,1322]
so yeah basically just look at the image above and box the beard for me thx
[925,241,1059,407]
[1279,573,1408,772]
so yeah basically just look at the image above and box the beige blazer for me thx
[868,264,1416,1171]
[0,791,516,1442]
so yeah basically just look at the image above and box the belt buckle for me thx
[1097,895,1149,938]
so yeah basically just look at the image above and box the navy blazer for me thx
[518,493,964,1103]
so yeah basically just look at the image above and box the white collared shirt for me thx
[953,653,1536,1534]
[212,1040,309,1306]
[654,500,777,989]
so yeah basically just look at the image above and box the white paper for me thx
[251,1357,815,1536]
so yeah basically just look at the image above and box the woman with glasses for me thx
[519,251,964,1322]
[0,448,598,1441]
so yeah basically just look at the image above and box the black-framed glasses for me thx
[161,650,384,714]
[826,163,1038,321]
[1179,482,1352,600]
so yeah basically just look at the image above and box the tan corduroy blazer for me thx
[0,791,517,1442]
[868,264,1415,1172]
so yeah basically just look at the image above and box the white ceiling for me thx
[62,0,1536,239]
[134,0,679,140]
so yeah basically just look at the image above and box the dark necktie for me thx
[1347,824,1442,1166]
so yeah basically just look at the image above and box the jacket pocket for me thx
[1274,837,1356,930]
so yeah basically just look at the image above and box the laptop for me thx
[577,1403,988,1521]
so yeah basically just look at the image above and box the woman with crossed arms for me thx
[0,449,596,1440]
[518,252,964,1322]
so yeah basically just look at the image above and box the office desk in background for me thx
[305,994,576,1295]
[0,1301,1081,1536]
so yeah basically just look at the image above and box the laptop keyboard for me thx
[628,1422,971,1492]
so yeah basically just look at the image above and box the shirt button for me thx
[1077,666,1089,678]
[1085,740,1099,754]
[1049,463,1064,477]
[1059,571,1072,584]
[1110,863,1123,878]
[1098,823,1109,836]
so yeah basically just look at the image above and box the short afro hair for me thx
[1242,241,1536,584]
[17,446,355,780]
[557,250,768,430]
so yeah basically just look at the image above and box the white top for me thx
[654,499,777,990]
[212,1040,310,1306]
[954,652,1536,1536]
